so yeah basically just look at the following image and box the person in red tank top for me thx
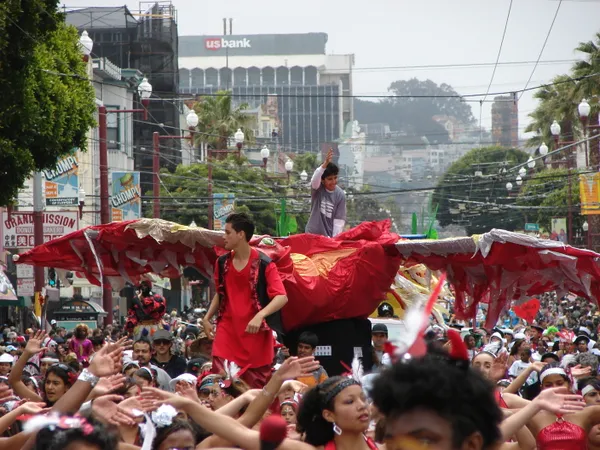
[202,213,288,389]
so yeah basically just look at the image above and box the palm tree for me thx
[525,74,579,149]
[192,90,255,151]
[572,33,600,167]
[572,33,600,252]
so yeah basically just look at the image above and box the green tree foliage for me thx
[0,1,96,206]
[516,168,582,233]
[346,187,399,229]
[432,146,529,234]
[355,78,476,144]
[192,91,255,150]
[156,158,310,236]
[292,153,318,174]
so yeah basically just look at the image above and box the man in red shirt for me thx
[203,213,288,388]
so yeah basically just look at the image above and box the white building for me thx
[178,33,354,153]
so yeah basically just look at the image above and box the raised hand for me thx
[140,386,191,410]
[275,356,319,382]
[92,394,138,427]
[176,382,200,404]
[15,401,48,416]
[91,374,127,398]
[490,352,509,382]
[321,149,333,168]
[571,364,593,380]
[530,361,547,373]
[0,385,14,403]
[25,330,47,355]
[88,343,124,378]
[534,387,585,415]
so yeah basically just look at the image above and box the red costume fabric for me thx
[213,248,286,369]
[125,294,166,332]
[536,418,587,450]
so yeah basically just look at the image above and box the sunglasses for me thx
[51,363,74,372]
[199,389,221,398]
[153,340,171,346]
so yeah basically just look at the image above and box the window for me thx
[106,106,120,150]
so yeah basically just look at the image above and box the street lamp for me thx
[300,170,308,182]
[506,182,513,192]
[138,77,152,107]
[550,120,561,146]
[186,110,199,128]
[78,188,86,219]
[79,30,93,62]
[234,128,244,156]
[539,142,549,157]
[516,175,523,186]
[579,99,591,167]
[189,220,197,228]
[518,166,527,177]
[579,99,591,122]
[583,220,590,249]
[285,159,294,183]
[527,156,535,169]
[260,145,270,170]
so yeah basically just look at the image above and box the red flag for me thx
[513,298,540,323]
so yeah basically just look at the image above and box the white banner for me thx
[17,279,34,297]
[16,264,34,279]
[2,212,79,249]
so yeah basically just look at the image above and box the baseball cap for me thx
[169,373,198,390]
[6,346,17,352]
[152,329,172,342]
[0,354,13,364]
[372,324,388,335]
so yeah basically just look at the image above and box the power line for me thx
[518,0,563,101]
[482,0,514,103]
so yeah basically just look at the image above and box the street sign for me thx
[2,211,78,249]
[525,223,539,232]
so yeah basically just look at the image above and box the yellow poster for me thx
[580,173,600,215]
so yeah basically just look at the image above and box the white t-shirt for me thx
[508,360,538,385]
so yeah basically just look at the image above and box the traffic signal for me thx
[48,268,56,287]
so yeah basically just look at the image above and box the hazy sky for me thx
[63,0,600,138]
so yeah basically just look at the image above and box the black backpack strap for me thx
[217,253,229,296]
[256,251,285,339]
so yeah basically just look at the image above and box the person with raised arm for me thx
[305,148,346,238]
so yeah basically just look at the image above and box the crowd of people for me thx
[0,303,599,450]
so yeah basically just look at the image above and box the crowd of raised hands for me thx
[0,329,324,450]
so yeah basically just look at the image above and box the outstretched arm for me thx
[141,388,313,450]
[500,388,584,441]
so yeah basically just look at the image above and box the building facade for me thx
[491,94,519,148]
[178,33,354,153]
[66,3,181,197]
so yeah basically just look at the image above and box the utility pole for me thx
[33,171,45,320]
[153,132,161,219]
[98,106,113,324]
[207,149,213,230]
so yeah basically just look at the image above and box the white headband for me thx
[540,367,567,382]
[582,385,598,397]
